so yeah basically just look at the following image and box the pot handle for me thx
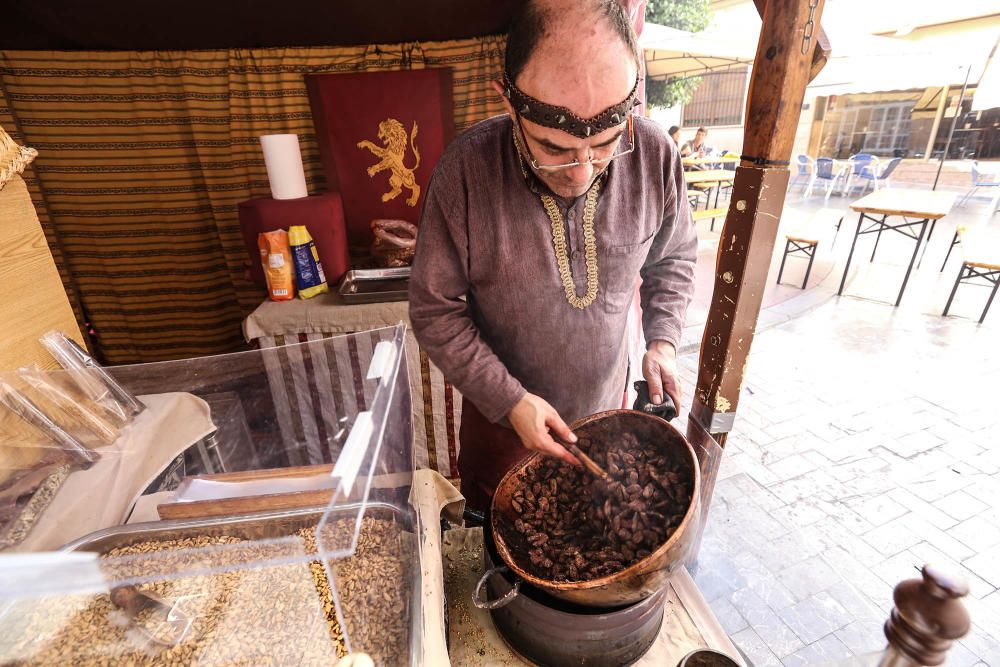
[472,565,521,610]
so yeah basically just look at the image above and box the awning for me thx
[807,28,991,96]
[971,42,1000,111]
[640,23,756,80]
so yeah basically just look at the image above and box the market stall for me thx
[1,0,980,664]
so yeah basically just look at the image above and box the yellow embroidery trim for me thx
[540,182,601,309]
[511,123,602,309]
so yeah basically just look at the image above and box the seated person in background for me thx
[680,126,711,159]
[667,125,681,146]
[680,126,712,170]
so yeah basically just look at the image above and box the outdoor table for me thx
[838,188,956,306]
[684,169,734,209]
[682,155,740,167]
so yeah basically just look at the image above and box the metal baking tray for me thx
[338,267,411,304]
[61,502,406,553]
[61,502,421,665]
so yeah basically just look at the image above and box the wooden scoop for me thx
[555,436,608,480]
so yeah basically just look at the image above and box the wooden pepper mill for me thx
[880,565,971,667]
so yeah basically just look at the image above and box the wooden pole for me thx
[933,66,971,191]
[686,0,829,551]
[925,86,950,162]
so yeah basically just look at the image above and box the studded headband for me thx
[502,72,641,139]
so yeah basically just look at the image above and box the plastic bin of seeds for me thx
[0,325,421,666]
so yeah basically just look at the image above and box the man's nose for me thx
[566,160,593,184]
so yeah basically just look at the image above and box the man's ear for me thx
[491,80,514,116]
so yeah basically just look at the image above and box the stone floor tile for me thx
[776,556,845,603]
[816,500,878,536]
[777,591,851,644]
[750,610,806,658]
[824,582,886,623]
[731,628,783,667]
[731,587,779,627]
[907,469,971,503]
[834,619,886,654]
[963,544,1000,589]
[769,454,820,482]
[709,595,749,636]
[948,515,1000,554]
[771,501,827,529]
[861,516,921,556]
[848,494,909,527]
[871,549,924,587]
[780,633,854,667]
[958,625,1000,666]
[885,487,959,531]
[945,638,987,667]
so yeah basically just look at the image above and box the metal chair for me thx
[842,153,879,196]
[854,157,901,194]
[790,154,815,190]
[958,161,1000,207]
[805,158,845,200]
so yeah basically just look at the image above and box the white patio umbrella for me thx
[640,23,756,80]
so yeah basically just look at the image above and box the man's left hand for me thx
[642,340,681,412]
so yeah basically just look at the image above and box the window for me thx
[681,66,749,127]
[819,92,919,158]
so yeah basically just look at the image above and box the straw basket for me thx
[1,124,38,191]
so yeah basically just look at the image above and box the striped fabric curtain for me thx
[0,38,505,363]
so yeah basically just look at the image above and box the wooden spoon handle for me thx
[564,442,608,480]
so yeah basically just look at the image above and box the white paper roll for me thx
[260,133,308,200]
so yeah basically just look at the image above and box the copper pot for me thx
[489,409,701,608]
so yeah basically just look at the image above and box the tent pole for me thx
[933,65,971,190]
[686,0,829,553]
[925,86,950,162]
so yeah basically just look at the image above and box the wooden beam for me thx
[687,0,828,532]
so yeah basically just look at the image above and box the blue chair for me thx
[959,161,1000,207]
[855,157,901,194]
[842,153,878,195]
[790,154,815,190]
[805,158,845,200]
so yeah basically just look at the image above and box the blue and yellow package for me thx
[288,225,329,299]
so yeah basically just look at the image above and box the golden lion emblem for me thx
[357,118,421,207]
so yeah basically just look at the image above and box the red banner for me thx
[306,69,455,250]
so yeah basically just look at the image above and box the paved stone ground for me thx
[675,187,1000,665]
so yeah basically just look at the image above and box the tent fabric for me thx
[1,0,525,50]
[0,38,506,363]
[640,23,756,80]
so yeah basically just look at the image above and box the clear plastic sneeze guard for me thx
[0,324,417,666]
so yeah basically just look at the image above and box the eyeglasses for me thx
[514,113,634,172]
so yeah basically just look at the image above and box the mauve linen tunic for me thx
[409,114,697,426]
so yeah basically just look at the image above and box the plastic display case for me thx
[0,324,418,666]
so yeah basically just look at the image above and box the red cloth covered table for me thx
[238,193,351,287]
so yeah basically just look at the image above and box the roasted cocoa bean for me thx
[499,429,693,583]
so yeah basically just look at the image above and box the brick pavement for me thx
[678,190,1000,665]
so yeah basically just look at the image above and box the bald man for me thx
[409,0,697,510]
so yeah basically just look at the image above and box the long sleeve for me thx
[409,164,527,424]
[639,147,699,348]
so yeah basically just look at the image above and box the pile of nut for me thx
[502,430,693,582]
[3,517,412,666]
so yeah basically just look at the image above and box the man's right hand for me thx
[508,393,582,467]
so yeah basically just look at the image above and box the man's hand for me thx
[643,340,681,412]
[508,393,582,466]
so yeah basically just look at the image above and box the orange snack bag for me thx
[258,230,294,301]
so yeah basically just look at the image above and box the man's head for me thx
[494,0,641,198]
[695,127,708,146]
[667,125,680,144]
